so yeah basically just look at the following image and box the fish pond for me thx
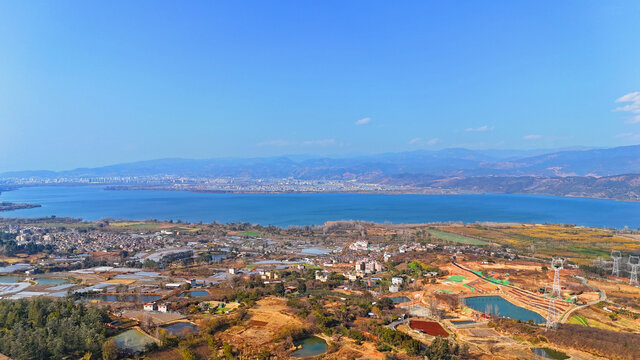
[292,336,328,357]
[179,290,209,297]
[112,329,156,352]
[531,347,569,359]
[163,322,199,337]
[35,278,70,286]
[463,296,545,324]
[389,296,411,303]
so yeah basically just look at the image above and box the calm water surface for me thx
[1,186,639,228]
[464,296,546,324]
[292,336,328,357]
[163,322,199,337]
[531,347,569,359]
[112,329,155,352]
[179,290,209,297]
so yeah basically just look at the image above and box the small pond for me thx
[179,290,209,297]
[35,278,70,286]
[300,248,330,255]
[451,320,476,326]
[464,296,545,324]
[0,276,22,283]
[292,336,328,357]
[211,254,228,263]
[163,322,199,337]
[531,347,569,359]
[389,296,411,303]
[85,294,162,303]
[112,329,156,352]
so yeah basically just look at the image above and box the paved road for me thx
[386,318,409,330]
[560,275,606,323]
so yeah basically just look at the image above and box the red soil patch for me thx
[409,320,449,337]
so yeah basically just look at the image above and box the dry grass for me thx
[438,224,640,263]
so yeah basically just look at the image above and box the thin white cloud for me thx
[408,137,439,146]
[257,139,292,147]
[615,132,640,140]
[464,125,493,132]
[258,138,336,147]
[301,138,336,146]
[614,91,640,123]
[355,117,371,125]
[523,134,542,140]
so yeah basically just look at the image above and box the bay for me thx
[1,186,639,228]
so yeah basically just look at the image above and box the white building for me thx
[315,270,329,282]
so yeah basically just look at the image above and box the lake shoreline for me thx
[1,186,639,228]
[2,183,638,203]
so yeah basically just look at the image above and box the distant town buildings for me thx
[354,259,384,274]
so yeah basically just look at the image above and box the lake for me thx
[1,186,640,228]
[464,296,546,324]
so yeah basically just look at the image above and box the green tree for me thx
[102,339,118,360]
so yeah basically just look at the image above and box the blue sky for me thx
[0,1,639,172]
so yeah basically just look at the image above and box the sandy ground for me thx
[120,310,186,325]
[223,297,302,347]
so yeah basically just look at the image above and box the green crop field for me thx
[242,231,262,237]
[428,230,487,245]
[569,314,589,327]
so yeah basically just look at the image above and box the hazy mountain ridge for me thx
[3,145,640,200]
[2,145,634,179]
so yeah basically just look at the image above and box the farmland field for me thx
[436,224,640,263]
[427,230,488,245]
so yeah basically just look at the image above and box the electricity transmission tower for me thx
[551,258,563,298]
[629,256,640,286]
[546,258,563,331]
[611,251,622,277]
[546,297,558,331]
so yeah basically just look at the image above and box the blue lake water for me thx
[1,186,639,228]
[292,336,328,357]
[464,296,546,324]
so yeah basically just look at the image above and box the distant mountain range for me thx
[3,145,640,200]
